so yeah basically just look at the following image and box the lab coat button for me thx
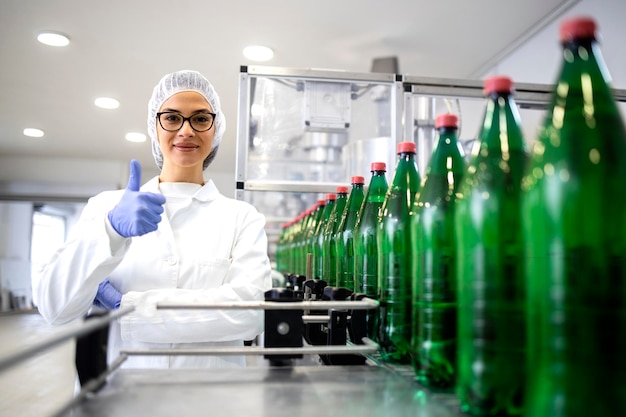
[167,256,177,265]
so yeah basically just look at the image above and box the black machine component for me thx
[284,274,307,299]
[263,288,304,366]
[320,286,367,365]
[302,279,328,346]
[75,312,110,391]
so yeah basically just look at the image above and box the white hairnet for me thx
[147,70,226,170]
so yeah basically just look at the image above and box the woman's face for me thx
[157,91,215,172]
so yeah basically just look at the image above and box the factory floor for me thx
[0,311,75,417]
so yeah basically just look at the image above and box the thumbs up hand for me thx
[107,160,166,238]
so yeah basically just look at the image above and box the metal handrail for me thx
[156,298,379,311]
[120,337,379,358]
[0,306,134,374]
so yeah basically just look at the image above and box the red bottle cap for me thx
[351,176,365,185]
[397,141,416,154]
[484,76,513,95]
[435,113,458,129]
[326,193,336,201]
[317,199,326,207]
[336,186,349,194]
[371,162,386,171]
[560,16,597,42]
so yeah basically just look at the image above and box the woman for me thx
[36,70,272,368]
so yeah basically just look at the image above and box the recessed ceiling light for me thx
[95,97,120,109]
[125,132,146,143]
[23,128,44,138]
[243,45,274,62]
[37,31,70,47]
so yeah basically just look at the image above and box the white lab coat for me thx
[37,176,272,368]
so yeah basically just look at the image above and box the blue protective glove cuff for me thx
[94,279,122,310]
[108,160,166,238]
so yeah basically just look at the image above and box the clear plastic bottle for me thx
[454,76,528,416]
[335,176,366,289]
[411,113,466,390]
[522,16,626,417]
[378,142,421,364]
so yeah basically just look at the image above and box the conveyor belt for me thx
[67,364,463,417]
[0,299,467,417]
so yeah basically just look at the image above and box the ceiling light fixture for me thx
[37,31,70,47]
[243,45,274,62]
[95,97,120,109]
[125,132,146,143]
[23,128,44,138]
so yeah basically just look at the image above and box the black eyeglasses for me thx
[156,111,216,132]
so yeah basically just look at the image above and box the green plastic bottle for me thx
[455,76,529,416]
[302,201,324,277]
[378,141,421,364]
[292,210,308,276]
[336,176,366,289]
[323,186,349,283]
[275,221,290,275]
[522,17,626,417]
[354,162,389,340]
[312,194,335,280]
[411,113,466,390]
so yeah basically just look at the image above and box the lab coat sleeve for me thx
[36,192,130,325]
[118,208,272,344]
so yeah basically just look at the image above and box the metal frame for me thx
[235,65,404,200]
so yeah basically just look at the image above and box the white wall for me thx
[0,202,33,311]
[475,0,626,148]
[484,0,626,88]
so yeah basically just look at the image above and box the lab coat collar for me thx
[143,176,221,202]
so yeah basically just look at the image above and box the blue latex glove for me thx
[93,279,122,310]
[108,160,166,238]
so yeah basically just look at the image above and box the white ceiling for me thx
[0,0,586,180]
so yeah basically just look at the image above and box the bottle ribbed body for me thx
[303,201,324,277]
[313,195,335,280]
[323,188,348,283]
[336,178,365,289]
[276,222,290,275]
[378,143,421,364]
[354,163,389,340]
[411,114,466,390]
[454,77,528,416]
[294,210,311,276]
[522,17,626,417]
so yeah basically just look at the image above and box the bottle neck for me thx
[437,127,458,137]
[558,36,613,97]
[398,151,416,160]
[427,128,466,177]
[390,151,420,200]
[366,173,389,202]
[475,92,526,155]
